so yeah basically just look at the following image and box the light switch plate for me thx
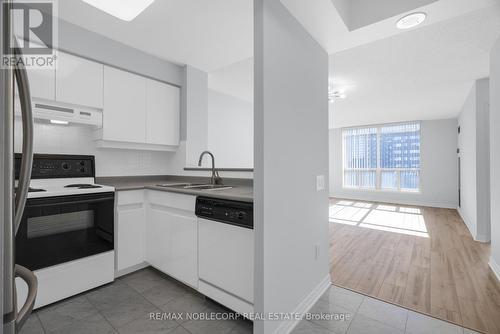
[316,175,325,191]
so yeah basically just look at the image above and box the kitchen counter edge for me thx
[96,175,254,203]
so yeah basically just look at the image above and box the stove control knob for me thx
[79,167,86,173]
[61,162,70,170]
[79,161,85,166]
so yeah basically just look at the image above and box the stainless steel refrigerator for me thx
[2,0,38,333]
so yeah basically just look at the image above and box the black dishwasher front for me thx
[195,197,253,229]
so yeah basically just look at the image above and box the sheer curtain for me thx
[343,127,377,188]
[342,122,420,192]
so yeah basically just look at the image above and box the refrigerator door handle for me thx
[11,36,37,333]
[13,36,34,235]
[14,265,38,329]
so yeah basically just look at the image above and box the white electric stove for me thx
[14,154,115,310]
[24,177,115,198]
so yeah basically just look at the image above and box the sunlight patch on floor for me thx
[329,200,429,237]
[376,204,397,212]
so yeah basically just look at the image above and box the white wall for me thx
[254,0,330,333]
[208,58,254,103]
[457,79,491,242]
[185,66,209,167]
[163,140,254,179]
[208,90,253,168]
[14,121,171,177]
[475,79,491,242]
[458,85,478,237]
[329,119,458,208]
[490,37,500,279]
[14,120,255,179]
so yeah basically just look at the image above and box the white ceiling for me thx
[280,0,500,128]
[56,0,253,71]
[331,0,438,31]
[328,6,500,128]
[280,0,499,55]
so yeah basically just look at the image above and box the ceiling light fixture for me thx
[81,0,156,21]
[50,120,69,125]
[396,12,427,30]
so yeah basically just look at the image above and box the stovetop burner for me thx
[64,184,102,189]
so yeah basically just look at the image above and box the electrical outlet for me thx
[316,175,325,191]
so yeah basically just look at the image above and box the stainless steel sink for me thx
[156,183,233,191]
[184,184,233,191]
[156,183,204,188]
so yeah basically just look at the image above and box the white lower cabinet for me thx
[146,191,198,288]
[116,191,146,274]
[115,189,253,314]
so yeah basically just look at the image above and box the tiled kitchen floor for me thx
[19,267,480,334]
[19,267,252,334]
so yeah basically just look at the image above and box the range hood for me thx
[15,98,103,127]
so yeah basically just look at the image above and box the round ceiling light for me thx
[396,12,427,30]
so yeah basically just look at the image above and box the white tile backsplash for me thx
[14,119,171,177]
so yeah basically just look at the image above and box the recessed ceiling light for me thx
[82,0,156,21]
[396,12,427,30]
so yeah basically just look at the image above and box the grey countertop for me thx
[96,175,253,203]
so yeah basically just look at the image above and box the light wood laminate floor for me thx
[329,198,500,334]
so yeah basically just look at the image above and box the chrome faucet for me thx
[198,151,222,185]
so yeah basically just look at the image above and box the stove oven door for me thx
[15,192,115,271]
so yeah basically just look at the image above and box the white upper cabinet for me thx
[99,67,180,150]
[56,52,103,108]
[26,66,56,101]
[20,46,180,151]
[146,79,180,146]
[102,66,146,143]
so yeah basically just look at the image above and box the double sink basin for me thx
[156,183,233,192]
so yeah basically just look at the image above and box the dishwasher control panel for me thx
[195,197,253,229]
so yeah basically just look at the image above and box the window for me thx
[343,122,420,192]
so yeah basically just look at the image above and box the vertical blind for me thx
[343,122,421,191]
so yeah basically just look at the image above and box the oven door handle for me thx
[26,196,115,208]
[13,36,35,236]
[14,265,38,329]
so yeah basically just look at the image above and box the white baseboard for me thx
[456,208,490,243]
[490,257,500,282]
[475,233,490,243]
[273,275,331,334]
[457,207,475,238]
